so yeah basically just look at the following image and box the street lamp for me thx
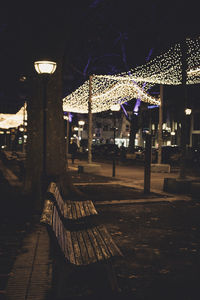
[185,108,192,147]
[110,104,120,177]
[185,108,192,115]
[34,60,57,195]
[63,113,69,159]
[78,120,85,126]
[34,60,57,75]
[78,120,85,142]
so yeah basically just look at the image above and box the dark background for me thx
[0,1,199,112]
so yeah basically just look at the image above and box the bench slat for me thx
[78,201,86,218]
[75,202,82,219]
[64,202,72,219]
[80,230,97,264]
[91,227,111,260]
[96,225,123,257]
[75,231,90,265]
[87,201,98,216]
[72,204,77,220]
[59,218,65,254]
[65,230,76,265]
[40,199,54,226]
[70,231,83,265]
[82,202,91,217]
[86,228,105,262]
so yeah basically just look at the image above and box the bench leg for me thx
[104,261,121,294]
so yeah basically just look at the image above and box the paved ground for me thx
[97,201,200,300]
[68,158,200,193]
[1,155,200,299]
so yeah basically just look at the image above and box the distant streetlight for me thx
[63,113,69,159]
[78,120,85,126]
[110,104,120,177]
[34,60,57,195]
[110,104,121,112]
[185,108,192,115]
[78,120,85,142]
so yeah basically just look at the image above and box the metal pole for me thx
[66,112,70,161]
[179,39,187,179]
[22,102,26,153]
[88,75,93,164]
[112,112,116,177]
[158,84,163,164]
[42,77,48,182]
[144,133,152,193]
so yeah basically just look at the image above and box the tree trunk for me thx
[128,114,138,153]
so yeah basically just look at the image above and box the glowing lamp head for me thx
[110,104,120,111]
[78,120,85,126]
[34,60,57,75]
[185,108,192,115]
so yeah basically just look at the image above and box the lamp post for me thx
[185,107,192,150]
[34,60,57,194]
[110,104,120,177]
[158,84,163,164]
[64,113,69,159]
[78,120,85,141]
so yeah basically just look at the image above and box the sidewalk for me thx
[1,157,199,299]
[0,161,52,300]
[67,159,192,203]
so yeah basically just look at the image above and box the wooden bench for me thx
[41,199,122,265]
[47,182,98,221]
[41,183,123,293]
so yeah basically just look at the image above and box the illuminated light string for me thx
[96,37,200,85]
[63,37,200,114]
[2,37,200,127]
[0,106,27,129]
[63,77,157,114]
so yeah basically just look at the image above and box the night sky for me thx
[0,1,199,111]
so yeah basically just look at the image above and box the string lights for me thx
[0,105,27,129]
[63,37,200,114]
[96,37,200,86]
[1,37,200,128]
[63,76,159,114]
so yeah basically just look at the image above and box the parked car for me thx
[92,144,120,158]
[161,146,181,164]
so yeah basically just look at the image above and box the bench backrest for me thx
[47,182,98,220]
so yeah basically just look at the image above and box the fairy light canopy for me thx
[96,37,200,86]
[63,76,160,114]
[0,105,27,129]
[63,37,200,114]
